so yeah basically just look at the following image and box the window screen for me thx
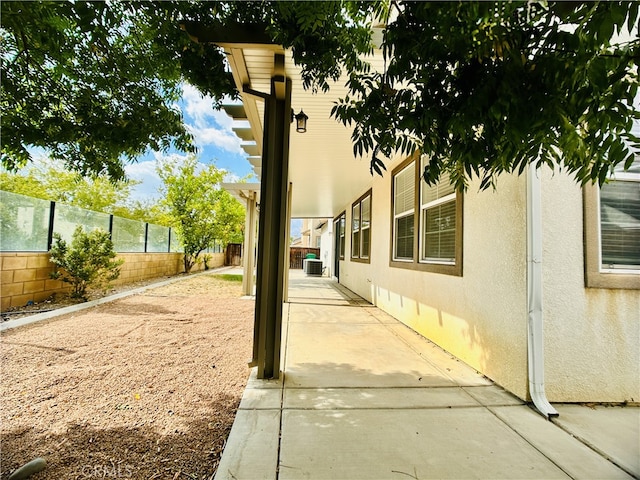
[361,195,371,259]
[352,203,361,258]
[599,159,640,270]
[420,156,456,264]
[393,162,415,260]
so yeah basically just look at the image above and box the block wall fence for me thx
[0,251,224,311]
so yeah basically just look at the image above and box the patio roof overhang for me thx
[221,182,261,205]
[181,22,391,380]
[184,22,390,219]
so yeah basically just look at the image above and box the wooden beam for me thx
[180,21,272,46]
[273,53,287,100]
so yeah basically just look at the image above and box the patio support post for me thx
[283,182,292,303]
[242,191,257,296]
[253,70,292,379]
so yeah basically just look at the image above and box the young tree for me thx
[49,226,123,300]
[157,155,245,273]
[213,190,246,247]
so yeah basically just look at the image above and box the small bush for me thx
[49,226,124,300]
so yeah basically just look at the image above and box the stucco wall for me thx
[1,252,223,311]
[318,222,334,278]
[339,164,530,400]
[337,161,639,403]
[540,169,640,402]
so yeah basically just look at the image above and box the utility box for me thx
[303,258,323,276]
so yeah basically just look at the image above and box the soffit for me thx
[225,47,391,218]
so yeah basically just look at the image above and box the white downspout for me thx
[527,164,559,419]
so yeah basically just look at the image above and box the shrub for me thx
[49,226,124,300]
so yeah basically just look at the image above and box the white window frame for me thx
[351,191,371,262]
[419,155,456,265]
[392,162,415,262]
[352,202,361,258]
[360,194,371,260]
[339,214,346,259]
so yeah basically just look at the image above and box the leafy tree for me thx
[49,226,123,300]
[122,199,173,227]
[1,1,377,180]
[0,1,234,179]
[331,1,639,189]
[2,1,638,189]
[213,189,246,246]
[0,158,139,213]
[157,155,245,273]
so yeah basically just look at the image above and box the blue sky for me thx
[23,82,305,238]
[124,83,255,201]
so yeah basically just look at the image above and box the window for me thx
[351,190,371,262]
[393,162,415,261]
[390,154,463,276]
[352,202,360,258]
[361,195,371,258]
[338,213,346,259]
[420,155,456,264]
[584,157,640,289]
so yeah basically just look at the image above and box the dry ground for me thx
[0,273,254,480]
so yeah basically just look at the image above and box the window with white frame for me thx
[420,155,457,264]
[339,213,346,259]
[352,202,360,258]
[584,156,640,289]
[393,161,415,261]
[390,154,463,276]
[599,159,640,271]
[361,194,371,258]
[351,191,371,262]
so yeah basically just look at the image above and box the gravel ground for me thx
[0,273,254,480]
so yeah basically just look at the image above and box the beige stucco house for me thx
[187,25,639,414]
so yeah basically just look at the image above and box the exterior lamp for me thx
[294,110,308,133]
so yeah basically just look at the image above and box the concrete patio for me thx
[215,271,639,480]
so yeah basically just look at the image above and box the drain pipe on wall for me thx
[527,163,559,419]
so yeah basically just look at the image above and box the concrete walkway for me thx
[215,272,639,480]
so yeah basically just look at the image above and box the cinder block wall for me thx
[1,251,225,311]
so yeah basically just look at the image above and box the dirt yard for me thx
[0,272,254,480]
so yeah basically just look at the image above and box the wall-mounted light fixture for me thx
[294,109,308,133]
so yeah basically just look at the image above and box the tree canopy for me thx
[333,1,640,189]
[1,1,638,188]
[0,1,235,180]
[0,158,139,213]
[157,155,245,272]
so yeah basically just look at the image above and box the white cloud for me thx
[185,125,245,155]
[181,84,245,154]
[124,159,162,201]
